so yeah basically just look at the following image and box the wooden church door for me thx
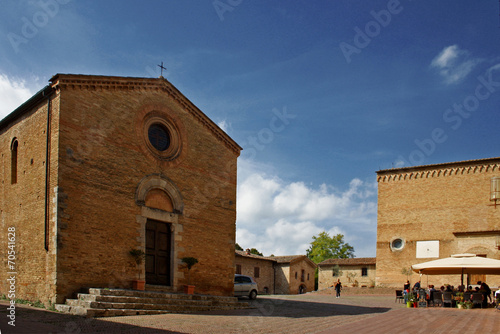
[145,219,171,285]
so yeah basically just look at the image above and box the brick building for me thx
[0,74,241,305]
[318,257,376,290]
[235,250,275,294]
[376,157,500,288]
[267,255,316,294]
[235,251,316,294]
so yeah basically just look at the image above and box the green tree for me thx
[306,231,354,264]
[249,248,263,256]
[235,243,243,251]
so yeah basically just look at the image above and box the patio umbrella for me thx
[411,254,500,286]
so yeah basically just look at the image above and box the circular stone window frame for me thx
[143,115,182,161]
[390,237,405,252]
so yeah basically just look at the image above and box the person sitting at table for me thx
[413,281,420,290]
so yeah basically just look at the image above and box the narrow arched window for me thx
[11,138,18,184]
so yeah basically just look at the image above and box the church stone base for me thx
[55,288,250,317]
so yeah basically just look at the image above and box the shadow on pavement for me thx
[0,301,183,334]
[201,296,392,318]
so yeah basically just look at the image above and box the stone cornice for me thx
[453,230,500,237]
[377,158,500,183]
[50,74,242,156]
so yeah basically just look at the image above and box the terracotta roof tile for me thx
[235,250,276,262]
[318,257,376,266]
[264,255,317,268]
[264,255,303,263]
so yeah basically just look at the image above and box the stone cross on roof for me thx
[158,62,167,78]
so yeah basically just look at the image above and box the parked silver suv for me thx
[234,274,258,299]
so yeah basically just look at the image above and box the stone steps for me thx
[55,288,250,317]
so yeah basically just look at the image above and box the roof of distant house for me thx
[264,255,317,268]
[318,257,376,266]
[235,250,276,262]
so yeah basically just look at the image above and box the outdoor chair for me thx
[417,289,428,307]
[432,291,443,307]
[395,290,404,303]
[442,292,453,307]
[471,293,483,308]
[463,292,472,302]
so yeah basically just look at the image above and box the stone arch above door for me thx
[135,174,184,290]
[135,174,184,214]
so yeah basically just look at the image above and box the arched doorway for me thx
[136,174,183,287]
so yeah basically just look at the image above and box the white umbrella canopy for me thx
[412,254,500,275]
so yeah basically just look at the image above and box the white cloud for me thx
[0,74,34,120]
[217,119,230,133]
[431,45,461,68]
[430,45,481,85]
[236,158,377,257]
[237,219,323,256]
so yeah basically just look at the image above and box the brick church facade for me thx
[376,158,500,288]
[0,74,241,305]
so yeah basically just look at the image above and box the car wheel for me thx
[249,290,257,300]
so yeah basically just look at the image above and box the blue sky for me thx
[1,0,500,257]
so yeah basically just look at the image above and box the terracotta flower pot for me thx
[184,285,195,294]
[132,280,145,290]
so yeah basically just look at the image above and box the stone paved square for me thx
[1,292,498,333]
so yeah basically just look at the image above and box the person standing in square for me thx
[335,279,342,298]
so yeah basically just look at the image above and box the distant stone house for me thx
[266,255,316,294]
[235,250,275,294]
[235,251,317,294]
[318,258,376,290]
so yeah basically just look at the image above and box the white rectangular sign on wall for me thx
[416,240,439,258]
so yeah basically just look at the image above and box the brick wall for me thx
[234,254,275,294]
[376,160,500,289]
[0,74,240,304]
[274,263,290,294]
[318,264,376,290]
[288,260,316,294]
[0,92,60,306]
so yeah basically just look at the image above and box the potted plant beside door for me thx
[181,257,198,294]
[129,249,146,290]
